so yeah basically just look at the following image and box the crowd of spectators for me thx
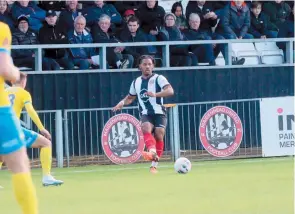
[0,0,293,70]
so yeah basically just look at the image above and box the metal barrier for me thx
[63,107,174,167]
[21,110,63,168]
[11,38,294,73]
[22,98,262,168]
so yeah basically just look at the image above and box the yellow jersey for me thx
[0,22,12,107]
[5,86,45,130]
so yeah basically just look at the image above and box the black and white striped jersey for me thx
[129,73,170,115]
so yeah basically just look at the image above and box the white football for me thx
[174,157,192,174]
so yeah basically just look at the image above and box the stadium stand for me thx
[0,0,293,71]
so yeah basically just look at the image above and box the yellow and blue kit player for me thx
[0,21,38,214]
[3,72,64,186]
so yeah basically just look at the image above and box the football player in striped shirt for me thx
[113,55,174,174]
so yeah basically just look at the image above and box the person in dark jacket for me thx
[12,15,58,71]
[136,0,165,35]
[263,0,291,32]
[249,1,278,38]
[114,1,142,16]
[68,15,97,70]
[185,0,218,33]
[0,0,15,31]
[59,0,82,33]
[158,13,196,67]
[92,14,133,69]
[120,16,149,66]
[11,0,46,32]
[38,1,66,11]
[39,10,74,70]
[183,13,216,66]
[83,0,122,29]
[219,0,253,39]
[171,1,188,30]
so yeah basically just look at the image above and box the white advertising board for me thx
[260,96,295,157]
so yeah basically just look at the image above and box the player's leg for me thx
[25,129,63,186]
[150,114,167,173]
[141,115,158,161]
[0,155,3,169]
[0,108,38,214]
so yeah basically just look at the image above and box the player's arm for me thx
[24,96,51,140]
[112,94,136,112]
[112,80,137,112]
[147,84,174,98]
[0,52,20,82]
[147,75,174,98]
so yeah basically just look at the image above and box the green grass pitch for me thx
[0,157,293,214]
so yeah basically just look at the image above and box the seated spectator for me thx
[115,9,135,37]
[59,0,82,33]
[277,4,294,61]
[12,15,59,71]
[249,1,278,38]
[83,0,122,30]
[39,10,74,70]
[136,0,165,38]
[219,0,253,39]
[92,14,133,69]
[114,1,142,16]
[183,13,216,65]
[11,0,46,32]
[38,1,66,12]
[120,16,149,66]
[0,0,15,31]
[171,1,188,31]
[159,13,196,67]
[264,0,291,33]
[68,15,97,70]
[186,1,218,33]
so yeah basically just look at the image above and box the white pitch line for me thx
[44,157,293,176]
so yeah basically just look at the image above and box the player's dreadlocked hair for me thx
[138,55,156,66]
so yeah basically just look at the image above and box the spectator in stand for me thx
[59,0,82,33]
[249,1,278,38]
[11,0,46,32]
[12,15,58,70]
[114,1,142,16]
[120,16,149,67]
[183,13,216,66]
[39,10,74,70]
[68,15,97,70]
[38,1,66,12]
[6,0,15,11]
[159,13,196,67]
[186,1,218,34]
[219,0,253,39]
[263,0,291,34]
[277,4,294,61]
[171,1,188,31]
[92,14,133,69]
[136,0,165,37]
[83,0,122,30]
[0,0,15,31]
[115,9,135,37]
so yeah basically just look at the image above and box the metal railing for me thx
[21,110,64,168]
[11,38,294,74]
[21,98,262,168]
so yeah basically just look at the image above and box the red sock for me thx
[156,141,164,158]
[144,133,156,151]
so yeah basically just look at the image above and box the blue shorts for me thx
[22,128,38,148]
[0,106,25,155]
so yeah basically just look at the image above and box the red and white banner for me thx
[260,97,295,157]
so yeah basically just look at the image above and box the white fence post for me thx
[169,105,180,161]
[55,110,64,168]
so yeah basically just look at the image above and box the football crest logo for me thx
[199,106,243,157]
[101,114,144,164]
